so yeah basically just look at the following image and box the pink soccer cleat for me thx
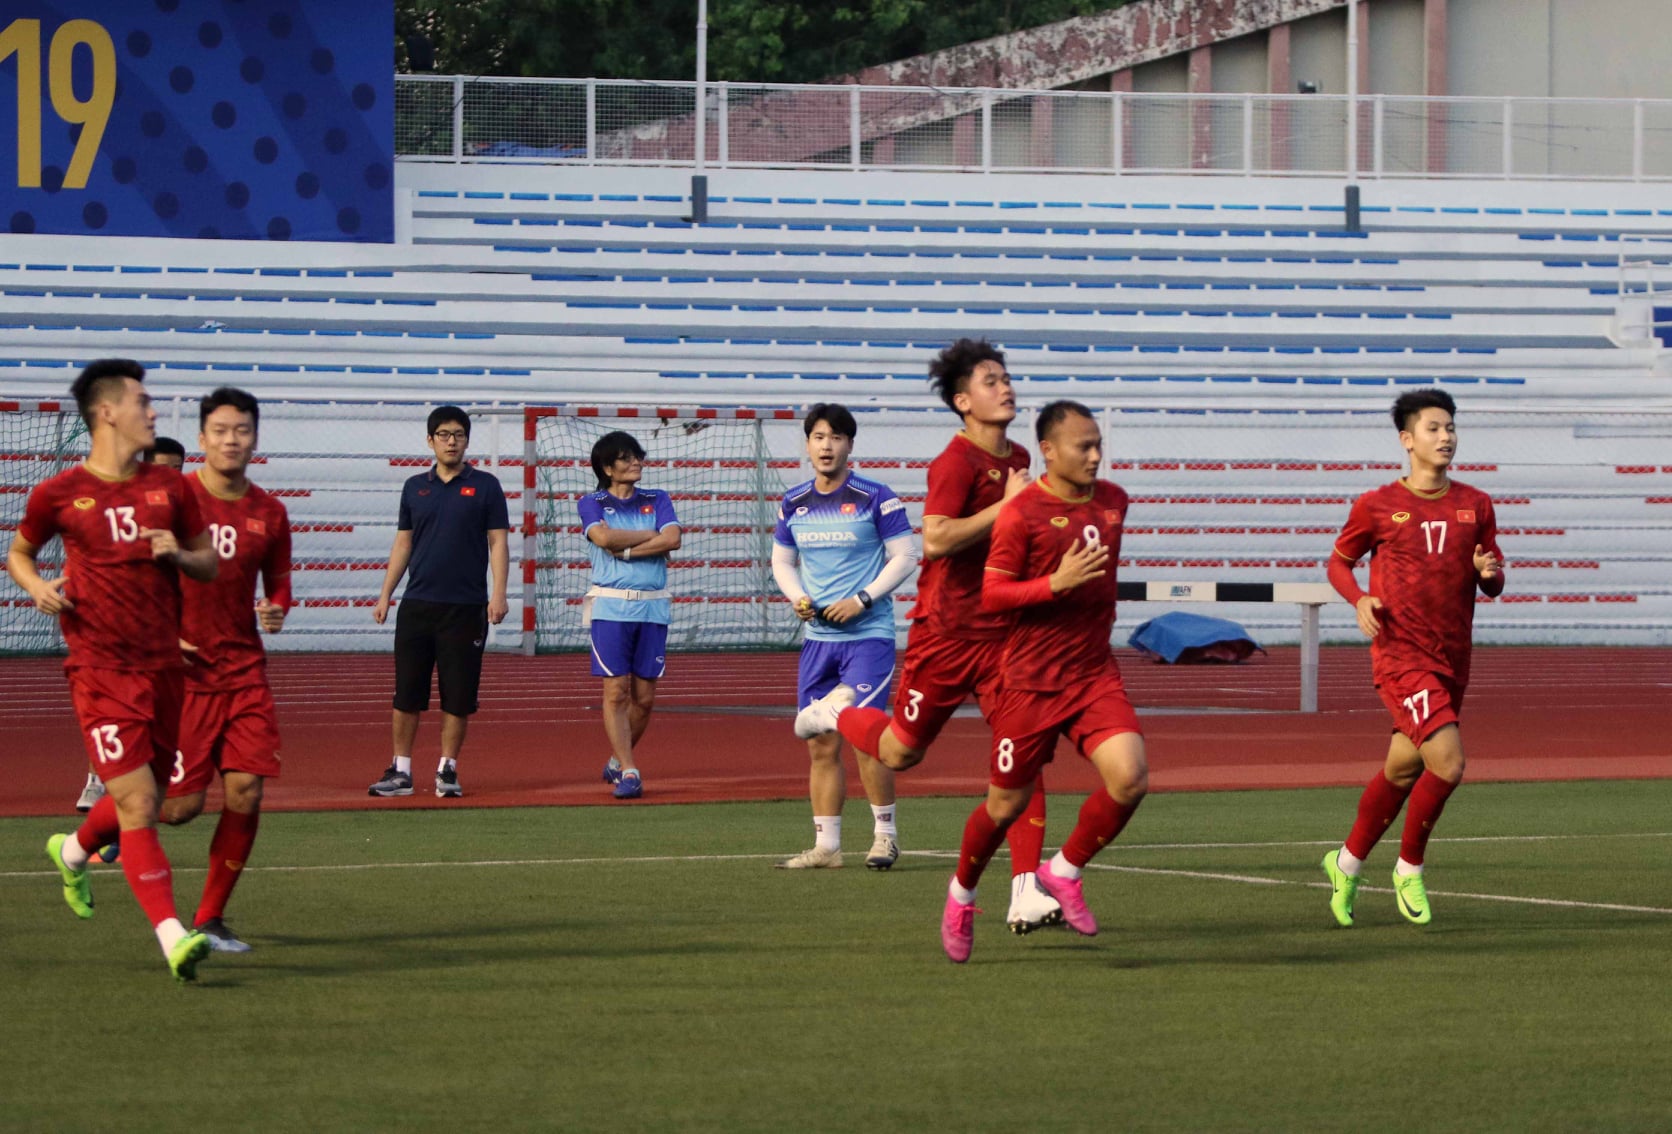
[940,887,979,963]
[1035,861,1098,936]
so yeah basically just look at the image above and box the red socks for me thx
[1400,771,1459,866]
[1345,772,1414,860]
[836,706,891,758]
[118,827,180,929]
[1006,780,1047,874]
[954,804,1009,890]
[75,794,120,856]
[1061,789,1141,869]
[195,809,261,925]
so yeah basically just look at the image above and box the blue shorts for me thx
[797,638,895,711]
[590,620,668,680]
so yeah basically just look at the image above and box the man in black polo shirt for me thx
[368,406,510,798]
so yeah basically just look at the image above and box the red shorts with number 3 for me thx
[69,666,184,784]
[167,683,283,797]
[1376,670,1464,746]
[890,627,1006,751]
[985,666,1143,789]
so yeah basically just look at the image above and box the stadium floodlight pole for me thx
[689,0,710,224]
[1344,0,1361,232]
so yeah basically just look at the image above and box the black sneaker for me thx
[368,766,414,797]
[194,917,252,954]
[435,768,462,798]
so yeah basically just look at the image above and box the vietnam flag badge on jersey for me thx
[1456,509,1475,523]
[146,491,168,505]
[246,518,267,535]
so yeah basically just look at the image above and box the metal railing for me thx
[396,75,1672,181]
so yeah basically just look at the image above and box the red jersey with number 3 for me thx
[1332,479,1501,682]
[908,433,1031,640]
[181,473,294,691]
[17,462,203,671]
[986,476,1129,691]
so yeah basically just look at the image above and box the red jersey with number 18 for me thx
[908,432,1031,641]
[181,473,294,691]
[985,476,1129,692]
[17,462,203,671]
[1332,478,1501,683]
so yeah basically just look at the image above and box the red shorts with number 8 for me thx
[985,665,1142,789]
[1375,669,1464,746]
[167,683,283,797]
[69,666,184,784]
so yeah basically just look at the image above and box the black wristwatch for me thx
[855,589,874,609]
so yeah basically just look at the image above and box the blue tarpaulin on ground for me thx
[1128,611,1264,664]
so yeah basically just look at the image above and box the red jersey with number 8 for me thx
[17,463,203,671]
[1332,479,1501,683]
[181,473,293,691]
[985,476,1129,691]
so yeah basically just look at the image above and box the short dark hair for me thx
[590,430,646,489]
[1035,399,1095,443]
[199,386,259,430]
[1392,389,1456,432]
[927,338,1006,415]
[146,437,186,461]
[803,403,857,440]
[70,358,144,429]
[427,405,470,437]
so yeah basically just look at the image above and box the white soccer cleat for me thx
[1006,871,1064,935]
[75,776,106,814]
[775,845,844,870]
[864,834,900,870]
[793,684,856,740]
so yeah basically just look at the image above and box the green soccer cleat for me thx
[1320,849,1358,928]
[46,834,94,919]
[167,932,212,983]
[1393,869,1433,925]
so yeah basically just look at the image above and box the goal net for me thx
[1,402,88,655]
[528,408,799,652]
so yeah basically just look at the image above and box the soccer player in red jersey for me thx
[937,400,1148,963]
[157,387,292,954]
[10,359,221,981]
[1320,389,1505,927]
[808,339,1061,930]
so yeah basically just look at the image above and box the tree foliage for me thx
[397,0,1129,83]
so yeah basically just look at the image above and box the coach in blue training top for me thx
[368,406,509,800]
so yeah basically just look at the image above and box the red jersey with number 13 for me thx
[986,476,1129,691]
[908,432,1031,640]
[1333,478,1501,683]
[181,473,294,691]
[17,462,203,671]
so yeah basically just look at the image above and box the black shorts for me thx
[393,599,488,716]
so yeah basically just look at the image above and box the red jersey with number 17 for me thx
[181,473,293,691]
[908,432,1031,640]
[1332,478,1502,683]
[985,476,1129,691]
[17,462,203,671]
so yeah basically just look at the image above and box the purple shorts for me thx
[797,638,895,711]
[590,620,668,680]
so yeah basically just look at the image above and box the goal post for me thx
[0,401,88,655]
[524,406,801,654]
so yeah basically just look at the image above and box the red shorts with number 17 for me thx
[1375,670,1465,746]
[985,666,1142,789]
[69,666,184,783]
[166,683,283,797]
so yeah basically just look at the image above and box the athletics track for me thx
[1,646,1667,819]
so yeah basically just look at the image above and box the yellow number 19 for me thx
[1,18,116,190]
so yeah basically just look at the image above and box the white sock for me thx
[1049,851,1082,881]
[155,917,187,953]
[58,836,90,871]
[871,803,897,839]
[813,815,841,852]
[1395,857,1423,877]
[438,757,456,773]
[1337,847,1364,876]
[393,755,412,775]
[949,878,977,905]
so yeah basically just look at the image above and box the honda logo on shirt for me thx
[460,487,477,497]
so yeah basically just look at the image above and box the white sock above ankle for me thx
[438,757,456,773]
[59,836,90,871]
[393,756,411,775]
[871,803,897,839]
[1395,857,1423,877]
[814,815,841,852]
[1049,851,1082,881]
[1337,847,1364,876]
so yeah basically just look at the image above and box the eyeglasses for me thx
[431,430,468,442]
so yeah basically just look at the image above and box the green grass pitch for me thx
[3,781,1670,1132]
